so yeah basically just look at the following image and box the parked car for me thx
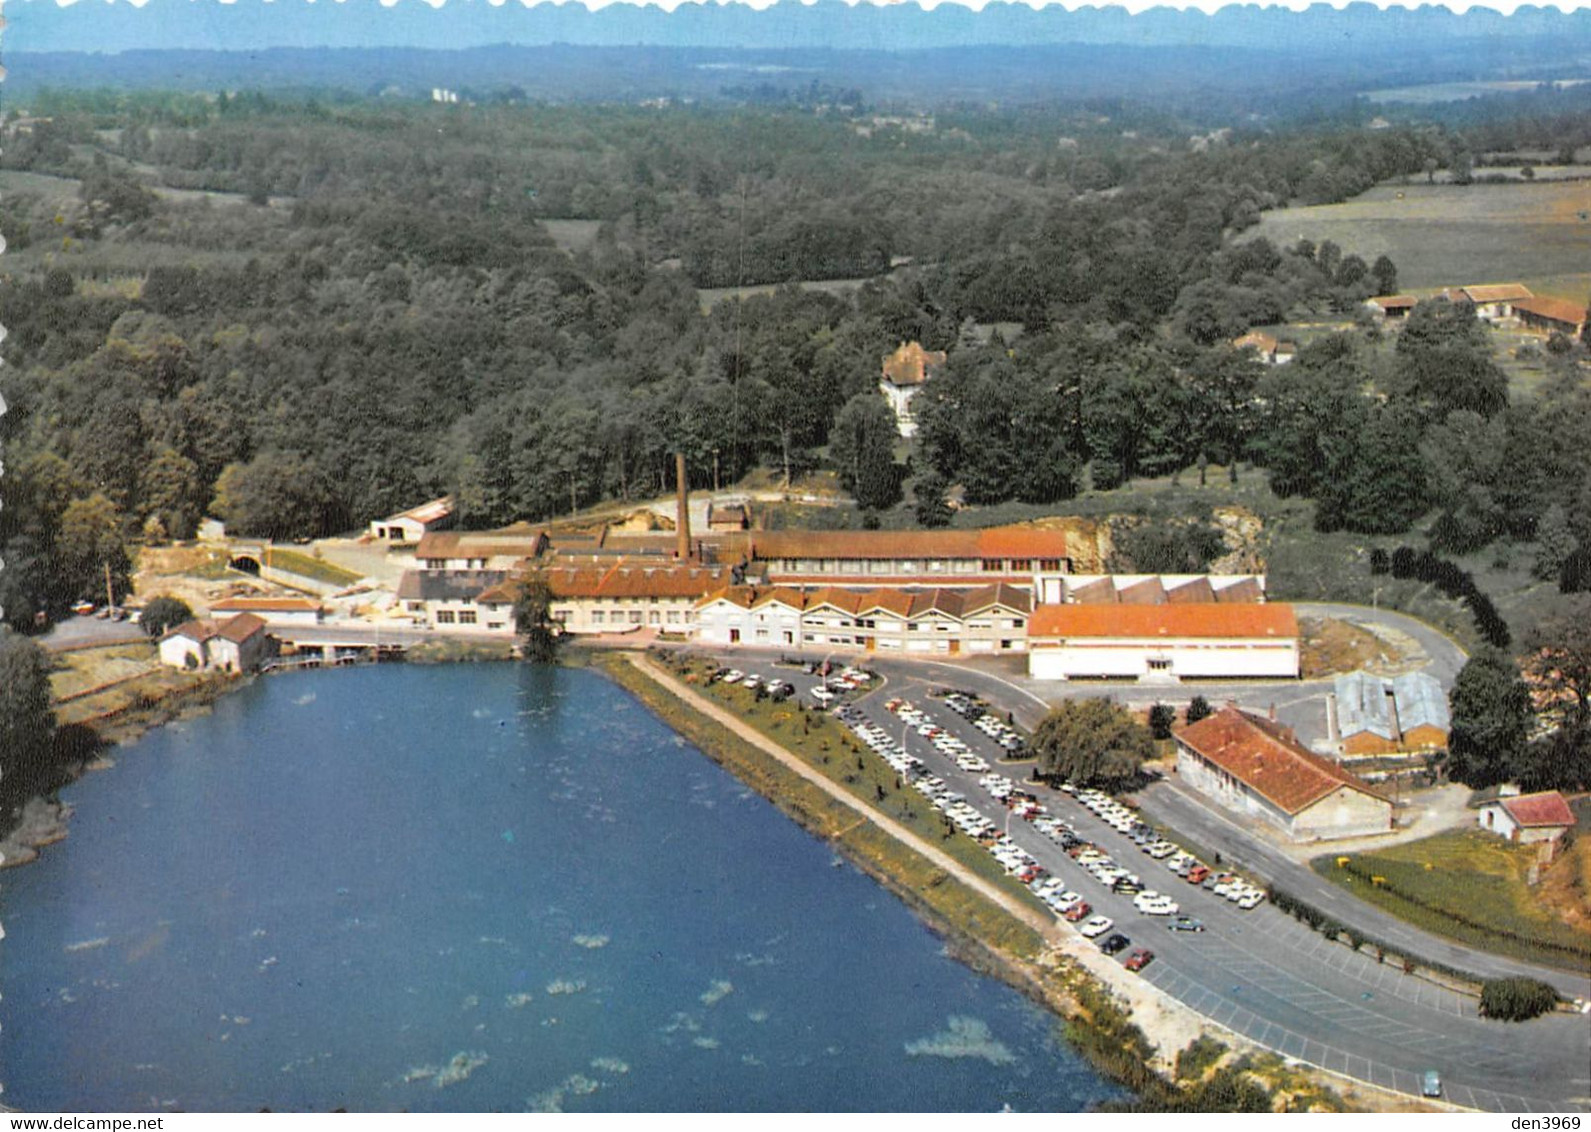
[1099,933,1131,956]
[1421,1071,1442,1098]
[1063,901,1093,923]
[71,601,96,616]
[1079,915,1114,939]
[1123,947,1155,972]
[1167,916,1205,933]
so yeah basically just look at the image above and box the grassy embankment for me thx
[263,548,363,587]
[1312,829,1591,972]
[604,650,1047,959]
[603,649,1351,1112]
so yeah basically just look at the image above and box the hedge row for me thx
[1371,547,1510,648]
[1268,885,1488,986]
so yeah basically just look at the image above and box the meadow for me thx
[1312,829,1591,971]
[1251,179,1591,298]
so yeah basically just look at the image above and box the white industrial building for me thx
[1027,603,1299,682]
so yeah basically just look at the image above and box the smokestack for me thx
[676,451,691,561]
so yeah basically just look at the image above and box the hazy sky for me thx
[46,0,1591,15]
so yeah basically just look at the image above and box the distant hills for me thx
[9,0,1591,56]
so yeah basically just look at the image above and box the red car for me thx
[1124,947,1155,972]
[1063,901,1093,923]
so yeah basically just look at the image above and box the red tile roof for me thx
[1513,296,1587,328]
[751,525,1068,564]
[545,562,734,600]
[1499,791,1575,829]
[1117,577,1167,605]
[1176,707,1388,815]
[881,341,947,387]
[1030,602,1297,640]
[209,596,322,614]
[1456,283,1533,304]
[416,529,548,560]
[1166,577,1216,604]
[217,613,268,643]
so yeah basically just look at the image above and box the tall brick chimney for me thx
[676,451,691,561]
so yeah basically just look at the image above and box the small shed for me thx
[1477,790,1576,845]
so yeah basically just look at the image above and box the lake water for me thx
[0,664,1123,1112]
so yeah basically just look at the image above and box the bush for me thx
[1175,1035,1227,1081]
[1479,977,1560,1021]
[1149,703,1176,740]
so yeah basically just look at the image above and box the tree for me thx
[57,493,132,604]
[0,628,58,792]
[1185,695,1213,726]
[1032,698,1156,790]
[1447,647,1533,787]
[1370,255,1398,297]
[141,596,195,639]
[513,570,562,665]
[211,451,345,540]
[1479,978,1559,1022]
[1148,703,1176,740]
[829,394,902,511]
[1522,595,1591,731]
[913,470,952,529]
[1532,504,1576,583]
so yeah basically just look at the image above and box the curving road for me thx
[856,665,1591,1112]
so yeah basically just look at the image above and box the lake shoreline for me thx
[5,644,1410,1111]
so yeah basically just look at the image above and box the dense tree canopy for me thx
[1032,698,1157,790]
[1446,647,1533,788]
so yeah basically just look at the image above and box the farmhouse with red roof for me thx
[1175,706,1393,841]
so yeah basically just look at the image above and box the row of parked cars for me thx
[1074,787,1268,911]
[858,697,1160,971]
[710,668,797,698]
[885,698,991,773]
[941,692,1029,757]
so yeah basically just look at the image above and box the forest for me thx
[1,86,1590,658]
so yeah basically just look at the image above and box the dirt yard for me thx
[134,544,288,614]
[1299,615,1409,678]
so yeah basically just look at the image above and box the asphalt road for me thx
[841,665,1591,1113]
[1137,779,1591,999]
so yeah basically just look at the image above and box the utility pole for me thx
[104,560,116,612]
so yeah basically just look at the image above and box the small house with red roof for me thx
[158,613,273,673]
[1477,790,1576,845]
[879,341,947,438]
[1175,706,1393,841]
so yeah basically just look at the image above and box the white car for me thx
[1238,891,1266,911]
[1136,894,1179,916]
[1079,915,1115,939]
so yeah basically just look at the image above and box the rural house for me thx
[1445,283,1533,322]
[1231,331,1296,365]
[1175,707,1394,841]
[1512,295,1587,339]
[879,340,947,438]
[368,495,456,542]
[1477,790,1576,845]
[158,613,274,673]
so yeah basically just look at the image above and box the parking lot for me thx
[750,660,1591,1113]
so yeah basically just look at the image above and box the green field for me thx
[1313,829,1591,971]
[1252,180,1591,298]
[265,549,363,587]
